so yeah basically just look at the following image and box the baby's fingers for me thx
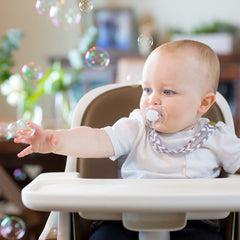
[17,145,34,158]
[17,128,35,137]
[14,136,32,145]
[26,121,41,132]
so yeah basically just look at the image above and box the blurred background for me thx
[1,0,240,121]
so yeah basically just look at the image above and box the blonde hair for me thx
[159,40,220,93]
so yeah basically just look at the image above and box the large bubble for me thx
[8,119,36,138]
[21,62,43,81]
[49,3,81,30]
[85,46,110,70]
[35,0,56,15]
[0,216,26,239]
[0,122,11,141]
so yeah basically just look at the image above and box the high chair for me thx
[21,82,240,240]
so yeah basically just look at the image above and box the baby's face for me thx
[140,48,206,133]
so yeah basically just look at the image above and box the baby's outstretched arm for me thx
[14,122,115,158]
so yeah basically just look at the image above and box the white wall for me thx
[1,0,240,119]
[93,0,240,43]
[1,0,240,72]
[0,0,80,72]
[1,0,240,71]
[0,0,80,119]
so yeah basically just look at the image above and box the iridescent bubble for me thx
[15,119,36,137]
[7,122,18,138]
[49,4,81,30]
[21,62,43,81]
[85,47,110,70]
[137,34,153,49]
[35,0,56,15]
[8,119,35,138]
[0,122,11,141]
[79,0,93,13]
[0,216,26,239]
[13,168,28,181]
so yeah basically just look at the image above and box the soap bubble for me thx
[79,0,93,13]
[7,122,18,138]
[0,122,11,141]
[137,34,153,49]
[16,119,36,137]
[49,4,81,30]
[21,62,43,81]
[8,119,36,138]
[85,47,110,70]
[35,0,56,15]
[0,216,26,239]
[13,168,28,181]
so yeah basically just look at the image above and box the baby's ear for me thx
[198,92,216,114]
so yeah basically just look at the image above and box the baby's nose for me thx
[150,94,161,105]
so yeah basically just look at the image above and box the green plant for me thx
[0,29,23,84]
[191,21,240,34]
[0,27,98,123]
[169,20,240,35]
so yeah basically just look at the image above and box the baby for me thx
[15,40,240,240]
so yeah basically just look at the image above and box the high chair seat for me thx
[21,82,239,240]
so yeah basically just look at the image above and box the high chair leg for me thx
[57,212,71,240]
[38,211,58,240]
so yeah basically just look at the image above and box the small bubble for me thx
[0,216,26,239]
[137,34,153,49]
[13,168,28,181]
[79,0,93,13]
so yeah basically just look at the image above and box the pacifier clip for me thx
[149,122,216,155]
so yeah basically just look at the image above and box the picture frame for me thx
[93,8,138,56]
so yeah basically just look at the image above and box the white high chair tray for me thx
[22,172,240,213]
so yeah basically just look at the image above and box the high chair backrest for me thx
[65,82,234,179]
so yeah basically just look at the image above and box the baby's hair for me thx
[160,40,220,93]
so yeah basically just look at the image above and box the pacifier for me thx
[145,105,167,129]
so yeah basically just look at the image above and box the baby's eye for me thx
[143,88,152,94]
[163,89,175,95]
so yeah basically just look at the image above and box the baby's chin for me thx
[152,124,185,134]
[150,124,170,133]
[154,124,196,134]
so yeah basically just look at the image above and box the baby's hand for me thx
[14,122,59,158]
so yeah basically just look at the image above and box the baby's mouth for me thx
[144,105,167,129]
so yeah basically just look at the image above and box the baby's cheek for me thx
[168,102,188,119]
